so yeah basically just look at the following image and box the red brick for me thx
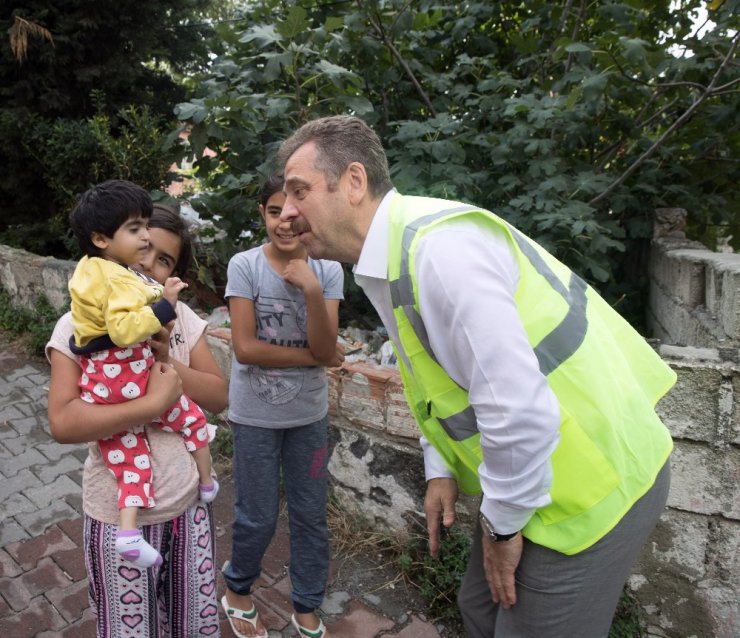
[52,547,88,582]
[0,595,11,618]
[0,596,66,637]
[56,517,84,546]
[254,578,293,627]
[58,607,97,638]
[0,550,21,579]
[20,556,71,598]
[386,615,442,637]
[45,578,90,623]
[327,599,395,638]
[5,525,76,570]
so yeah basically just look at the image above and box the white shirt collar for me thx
[354,189,396,280]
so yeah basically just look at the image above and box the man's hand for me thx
[480,531,523,609]
[424,477,458,557]
[163,277,187,308]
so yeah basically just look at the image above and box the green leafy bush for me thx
[398,531,470,625]
[0,286,64,356]
[0,100,184,259]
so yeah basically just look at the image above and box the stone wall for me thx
[0,245,75,311]
[2,240,739,636]
[649,235,740,348]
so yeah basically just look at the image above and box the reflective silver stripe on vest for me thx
[389,206,590,440]
[507,231,589,376]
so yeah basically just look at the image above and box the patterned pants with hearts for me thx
[79,343,210,510]
[85,503,219,637]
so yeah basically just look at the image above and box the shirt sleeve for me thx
[225,250,256,301]
[414,220,561,535]
[104,272,167,347]
[320,260,345,299]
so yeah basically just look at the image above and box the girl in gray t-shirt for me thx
[221,173,343,638]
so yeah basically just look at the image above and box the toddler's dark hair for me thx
[149,202,193,279]
[258,172,285,208]
[69,180,152,256]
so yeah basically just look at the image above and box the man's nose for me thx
[280,198,298,221]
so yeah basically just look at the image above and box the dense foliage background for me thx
[0,0,213,254]
[1,0,738,327]
[174,0,739,325]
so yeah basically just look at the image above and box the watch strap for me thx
[479,512,519,542]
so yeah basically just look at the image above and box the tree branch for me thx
[589,31,740,207]
[9,16,54,63]
[360,1,437,117]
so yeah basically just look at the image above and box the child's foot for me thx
[115,529,162,568]
[199,478,220,503]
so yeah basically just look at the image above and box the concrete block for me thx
[668,443,739,518]
[657,364,722,442]
[660,248,710,307]
[1,448,46,477]
[704,517,740,586]
[732,376,740,445]
[0,520,30,545]
[632,510,716,636]
[719,267,740,342]
[0,468,42,500]
[23,474,80,509]
[706,253,740,328]
[15,501,80,537]
[328,425,425,531]
[695,580,740,638]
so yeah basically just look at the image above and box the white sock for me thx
[199,478,220,503]
[115,529,162,568]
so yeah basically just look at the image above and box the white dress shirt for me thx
[354,192,561,534]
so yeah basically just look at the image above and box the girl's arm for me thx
[229,296,327,367]
[47,349,183,444]
[149,328,228,413]
[283,259,341,365]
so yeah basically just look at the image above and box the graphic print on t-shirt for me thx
[250,293,308,405]
[248,367,304,404]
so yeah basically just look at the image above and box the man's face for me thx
[280,141,352,261]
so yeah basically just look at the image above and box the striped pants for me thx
[84,503,219,637]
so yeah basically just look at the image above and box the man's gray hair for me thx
[277,115,393,199]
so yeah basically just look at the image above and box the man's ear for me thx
[91,232,110,250]
[346,161,368,205]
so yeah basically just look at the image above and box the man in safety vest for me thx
[277,115,674,637]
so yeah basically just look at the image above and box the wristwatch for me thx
[479,513,519,542]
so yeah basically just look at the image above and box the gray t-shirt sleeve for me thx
[225,250,256,300]
[317,259,344,300]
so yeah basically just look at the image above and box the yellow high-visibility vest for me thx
[388,194,675,555]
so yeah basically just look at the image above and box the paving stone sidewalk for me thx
[0,336,445,637]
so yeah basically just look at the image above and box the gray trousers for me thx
[458,461,670,638]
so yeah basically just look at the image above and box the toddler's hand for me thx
[163,277,187,308]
